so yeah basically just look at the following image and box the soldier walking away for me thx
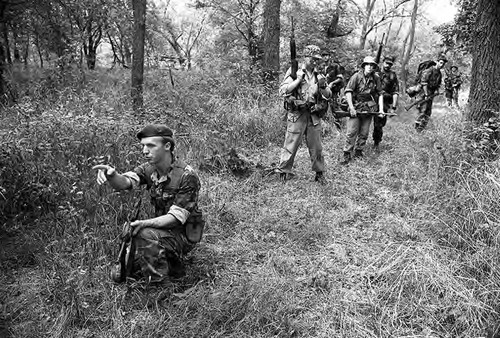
[414,54,447,132]
[277,45,332,184]
[444,65,462,108]
[92,124,205,283]
[373,56,399,150]
[340,56,385,165]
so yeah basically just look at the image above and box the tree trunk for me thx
[399,0,418,93]
[0,3,7,103]
[466,0,500,123]
[23,34,29,66]
[359,0,376,50]
[261,0,281,82]
[131,0,147,112]
[2,22,11,64]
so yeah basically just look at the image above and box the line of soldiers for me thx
[276,45,401,184]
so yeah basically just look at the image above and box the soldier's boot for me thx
[314,172,327,185]
[354,149,363,159]
[340,151,351,165]
[168,256,186,279]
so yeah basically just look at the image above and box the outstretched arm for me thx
[92,164,133,191]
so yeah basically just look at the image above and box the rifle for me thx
[290,16,298,81]
[283,16,300,116]
[404,92,441,111]
[333,110,397,118]
[110,198,142,283]
[375,33,385,67]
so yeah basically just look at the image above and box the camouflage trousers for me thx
[344,115,373,153]
[132,227,194,280]
[415,95,435,132]
[445,88,459,107]
[373,99,393,146]
[279,110,325,174]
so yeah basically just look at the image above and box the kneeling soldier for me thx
[93,124,204,282]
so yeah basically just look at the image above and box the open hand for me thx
[349,107,357,118]
[92,164,116,185]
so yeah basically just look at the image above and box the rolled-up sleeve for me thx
[279,68,294,96]
[122,163,149,189]
[168,170,201,224]
[344,73,359,94]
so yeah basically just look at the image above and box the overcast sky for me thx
[161,0,458,25]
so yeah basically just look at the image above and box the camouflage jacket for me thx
[380,69,399,96]
[419,67,442,92]
[123,159,204,242]
[344,70,384,104]
[444,73,462,90]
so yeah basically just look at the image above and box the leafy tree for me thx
[436,0,500,123]
[194,0,263,65]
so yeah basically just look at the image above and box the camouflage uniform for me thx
[324,63,345,124]
[343,69,383,154]
[278,46,332,179]
[123,160,204,279]
[444,70,462,107]
[373,68,399,146]
[415,67,442,131]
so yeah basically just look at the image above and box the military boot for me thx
[354,149,363,159]
[340,151,351,165]
[314,172,327,185]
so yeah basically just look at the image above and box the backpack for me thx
[415,60,436,83]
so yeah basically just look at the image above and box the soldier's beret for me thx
[137,124,174,142]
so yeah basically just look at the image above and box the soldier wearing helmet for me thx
[340,55,385,165]
[444,65,462,108]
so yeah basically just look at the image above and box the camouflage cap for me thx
[383,56,395,64]
[137,124,174,142]
[303,45,322,59]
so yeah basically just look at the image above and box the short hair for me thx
[160,137,175,152]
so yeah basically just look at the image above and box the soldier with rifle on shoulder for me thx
[339,55,385,165]
[277,43,332,184]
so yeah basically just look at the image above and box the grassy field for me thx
[1,67,500,338]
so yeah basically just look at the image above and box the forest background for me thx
[1,0,500,337]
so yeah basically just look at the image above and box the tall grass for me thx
[1,66,500,337]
